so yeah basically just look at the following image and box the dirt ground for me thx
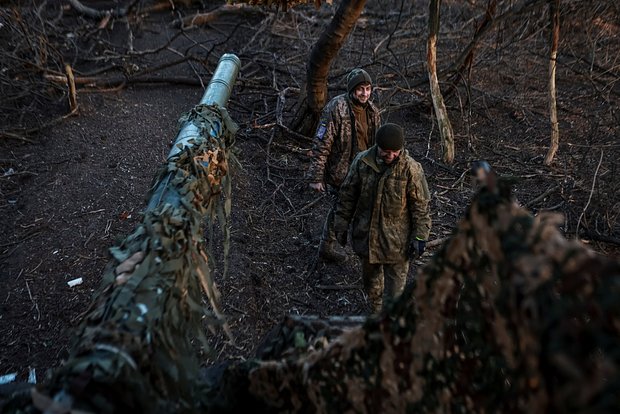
[1,0,618,384]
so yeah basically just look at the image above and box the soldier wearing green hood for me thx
[333,123,431,313]
[307,68,381,262]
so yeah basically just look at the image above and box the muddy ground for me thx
[0,0,618,383]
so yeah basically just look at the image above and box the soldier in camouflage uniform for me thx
[333,123,431,312]
[307,68,381,262]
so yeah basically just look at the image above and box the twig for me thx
[581,231,620,246]
[1,106,79,142]
[24,277,41,321]
[525,185,560,208]
[0,230,43,249]
[65,64,78,113]
[67,0,138,19]
[175,4,260,29]
[291,194,326,218]
[576,150,604,239]
[226,303,248,316]
[0,131,35,143]
[315,284,359,291]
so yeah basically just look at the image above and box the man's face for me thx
[377,147,401,165]
[352,82,372,104]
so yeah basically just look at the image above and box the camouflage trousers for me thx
[361,259,409,313]
[320,190,339,246]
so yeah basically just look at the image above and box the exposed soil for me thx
[1,0,618,384]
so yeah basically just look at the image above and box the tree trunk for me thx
[544,0,560,165]
[427,0,455,164]
[291,0,367,136]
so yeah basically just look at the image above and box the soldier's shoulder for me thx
[351,147,373,165]
[319,95,348,123]
[324,94,348,111]
[400,152,425,173]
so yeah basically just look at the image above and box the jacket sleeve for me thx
[333,156,361,232]
[306,106,340,183]
[407,163,432,240]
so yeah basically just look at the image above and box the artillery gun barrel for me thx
[167,53,240,159]
[147,53,240,210]
[24,55,242,411]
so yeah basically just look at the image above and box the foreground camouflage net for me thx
[4,104,238,413]
[202,180,620,413]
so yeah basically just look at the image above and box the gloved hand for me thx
[309,182,325,192]
[335,231,347,247]
[409,238,426,258]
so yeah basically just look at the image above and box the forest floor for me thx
[0,0,618,383]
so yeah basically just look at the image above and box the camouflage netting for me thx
[4,104,238,413]
[201,180,620,413]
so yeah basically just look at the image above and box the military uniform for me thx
[307,94,380,188]
[307,91,381,259]
[334,145,431,312]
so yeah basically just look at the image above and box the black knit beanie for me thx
[376,123,404,150]
[346,68,372,93]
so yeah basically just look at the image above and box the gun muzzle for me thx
[200,53,241,107]
[167,53,241,159]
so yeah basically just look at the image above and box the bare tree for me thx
[427,0,455,164]
[291,0,367,136]
[544,0,560,165]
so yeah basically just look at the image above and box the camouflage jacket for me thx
[334,146,431,263]
[307,94,381,188]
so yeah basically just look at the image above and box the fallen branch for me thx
[66,0,139,19]
[315,284,359,290]
[175,4,261,28]
[582,231,620,246]
[525,184,560,208]
[65,64,78,113]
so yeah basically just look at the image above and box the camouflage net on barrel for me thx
[202,180,620,413]
[6,104,239,413]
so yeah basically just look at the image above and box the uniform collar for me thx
[361,145,406,172]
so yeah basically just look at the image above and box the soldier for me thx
[307,68,381,262]
[333,123,431,313]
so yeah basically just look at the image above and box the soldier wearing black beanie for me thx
[333,123,432,313]
[375,123,404,151]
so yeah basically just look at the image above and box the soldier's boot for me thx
[318,240,347,263]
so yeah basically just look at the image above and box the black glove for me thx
[410,238,426,258]
[335,231,347,247]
